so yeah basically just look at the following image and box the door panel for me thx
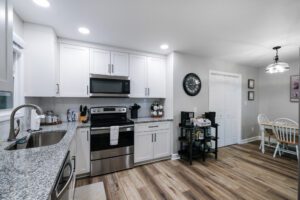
[111,51,129,76]
[90,48,110,75]
[129,55,147,97]
[147,57,166,98]
[134,132,153,163]
[60,44,89,97]
[76,128,90,175]
[153,130,170,159]
[209,72,241,147]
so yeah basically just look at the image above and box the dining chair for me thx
[257,114,274,149]
[272,118,299,160]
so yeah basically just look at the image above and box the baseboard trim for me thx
[239,136,261,144]
[171,153,180,160]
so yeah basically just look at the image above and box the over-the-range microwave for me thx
[89,75,130,97]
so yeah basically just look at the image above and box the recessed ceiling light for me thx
[160,44,169,50]
[78,27,90,35]
[32,0,50,8]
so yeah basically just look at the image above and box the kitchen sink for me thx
[5,130,67,150]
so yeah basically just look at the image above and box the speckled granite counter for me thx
[130,117,173,124]
[0,122,90,200]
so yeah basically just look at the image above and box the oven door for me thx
[90,126,134,160]
[90,77,130,97]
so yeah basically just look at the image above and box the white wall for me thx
[13,12,23,37]
[258,60,299,122]
[172,52,260,152]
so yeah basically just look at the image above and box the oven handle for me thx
[54,161,74,199]
[90,125,134,131]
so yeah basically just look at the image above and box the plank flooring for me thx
[76,142,298,200]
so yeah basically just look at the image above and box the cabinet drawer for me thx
[135,122,170,133]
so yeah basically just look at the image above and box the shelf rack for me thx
[178,123,219,165]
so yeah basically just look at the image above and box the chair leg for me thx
[273,142,280,158]
[296,145,299,160]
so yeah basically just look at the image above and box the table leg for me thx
[260,125,265,153]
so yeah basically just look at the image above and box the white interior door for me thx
[209,71,241,147]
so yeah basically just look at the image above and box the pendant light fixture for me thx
[265,46,290,74]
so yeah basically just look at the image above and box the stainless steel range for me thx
[90,106,134,176]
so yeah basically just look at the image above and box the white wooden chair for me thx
[272,118,299,160]
[257,114,274,149]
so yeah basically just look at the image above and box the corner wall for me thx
[172,52,260,153]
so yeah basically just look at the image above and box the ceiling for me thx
[13,0,300,67]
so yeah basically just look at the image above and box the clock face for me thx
[183,73,201,96]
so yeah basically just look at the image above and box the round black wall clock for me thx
[183,73,201,96]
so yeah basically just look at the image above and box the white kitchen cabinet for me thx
[76,128,90,175]
[0,0,13,92]
[153,130,170,159]
[129,55,147,97]
[24,23,58,97]
[59,44,89,97]
[129,55,166,98]
[147,57,166,98]
[134,122,171,163]
[89,48,129,77]
[90,48,110,75]
[111,51,129,76]
[134,132,153,163]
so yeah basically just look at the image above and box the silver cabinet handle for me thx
[86,85,89,95]
[87,130,89,141]
[112,64,114,74]
[148,88,150,96]
[151,134,153,142]
[155,133,157,142]
[108,64,111,74]
[148,125,159,128]
[56,83,59,94]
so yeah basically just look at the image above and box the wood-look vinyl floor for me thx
[76,142,298,200]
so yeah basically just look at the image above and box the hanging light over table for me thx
[265,46,290,74]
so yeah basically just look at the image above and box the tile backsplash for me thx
[26,97,164,122]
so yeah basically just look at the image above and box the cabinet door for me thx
[134,132,153,163]
[147,57,166,98]
[0,0,13,92]
[90,48,110,75]
[24,24,57,97]
[153,129,170,159]
[129,55,147,98]
[76,128,90,175]
[59,44,89,97]
[111,51,129,76]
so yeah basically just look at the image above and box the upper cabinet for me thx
[130,55,166,98]
[24,23,58,97]
[59,44,89,97]
[0,0,13,92]
[90,48,129,77]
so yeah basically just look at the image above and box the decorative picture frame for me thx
[248,79,255,89]
[290,75,300,102]
[248,91,254,101]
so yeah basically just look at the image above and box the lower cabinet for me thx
[75,128,90,176]
[134,122,171,163]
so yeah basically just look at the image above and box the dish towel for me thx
[110,126,119,145]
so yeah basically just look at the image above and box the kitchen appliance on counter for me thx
[51,151,75,200]
[89,75,130,97]
[151,101,164,118]
[181,111,194,127]
[129,103,140,119]
[90,106,134,176]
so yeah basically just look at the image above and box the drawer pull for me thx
[148,125,159,128]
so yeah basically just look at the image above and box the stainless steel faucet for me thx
[8,104,43,141]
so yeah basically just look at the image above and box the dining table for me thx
[260,121,299,153]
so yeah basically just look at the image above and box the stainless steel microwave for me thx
[89,76,130,97]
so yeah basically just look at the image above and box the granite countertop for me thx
[130,117,173,124]
[0,122,89,200]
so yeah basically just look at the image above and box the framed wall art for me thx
[290,75,300,102]
[248,79,255,89]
